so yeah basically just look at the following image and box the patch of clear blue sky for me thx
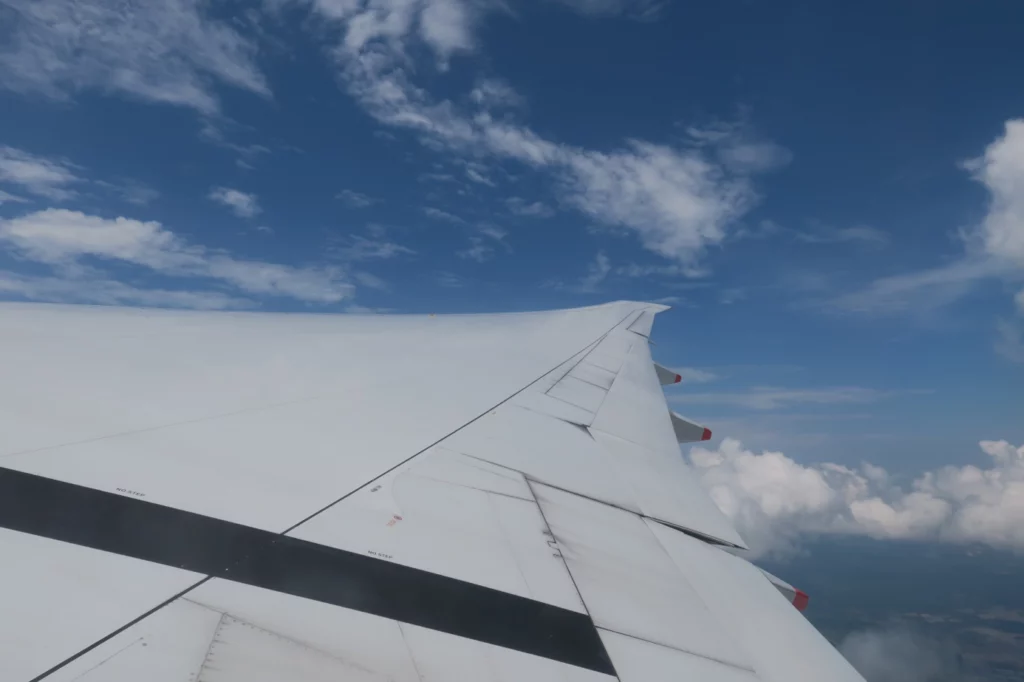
[0,0,1021,471]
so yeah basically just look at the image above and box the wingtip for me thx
[673,374,682,384]
[793,589,810,611]
[701,427,712,441]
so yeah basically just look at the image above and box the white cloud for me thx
[475,223,507,242]
[0,209,352,303]
[469,78,524,110]
[794,225,890,246]
[0,0,269,114]
[422,207,466,224]
[617,263,683,277]
[0,271,251,310]
[718,287,746,304]
[464,165,496,187]
[457,237,492,262]
[337,189,378,208]
[199,121,273,166]
[96,179,160,206]
[544,0,666,20]
[296,2,774,268]
[832,120,1024,319]
[828,258,1007,315]
[332,234,414,260]
[343,303,394,314]
[559,141,755,264]
[673,386,888,411]
[351,270,389,289]
[716,139,792,175]
[506,197,555,218]
[456,223,507,262]
[687,121,793,174]
[562,251,611,294]
[689,438,1024,556]
[208,187,261,218]
[995,319,1024,364]
[0,146,81,200]
[0,190,29,204]
[435,270,464,288]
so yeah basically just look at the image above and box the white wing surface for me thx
[0,301,864,682]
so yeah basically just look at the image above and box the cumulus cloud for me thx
[967,119,1024,267]
[0,146,81,200]
[0,0,269,114]
[689,438,1024,557]
[0,209,352,304]
[839,627,956,682]
[208,187,261,218]
[292,0,777,269]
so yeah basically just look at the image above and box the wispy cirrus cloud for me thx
[0,146,163,208]
[422,207,466,225]
[457,223,508,262]
[337,189,379,208]
[0,190,28,205]
[0,0,270,114]
[558,251,611,294]
[506,197,554,218]
[95,179,160,206]
[0,146,81,200]
[828,257,1007,315]
[792,225,890,246]
[828,120,1024,321]
[545,0,667,20]
[0,208,353,305]
[291,0,781,270]
[672,386,895,411]
[331,234,415,261]
[0,271,252,309]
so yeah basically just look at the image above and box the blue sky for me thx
[0,0,1022,492]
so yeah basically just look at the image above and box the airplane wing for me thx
[0,300,865,682]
